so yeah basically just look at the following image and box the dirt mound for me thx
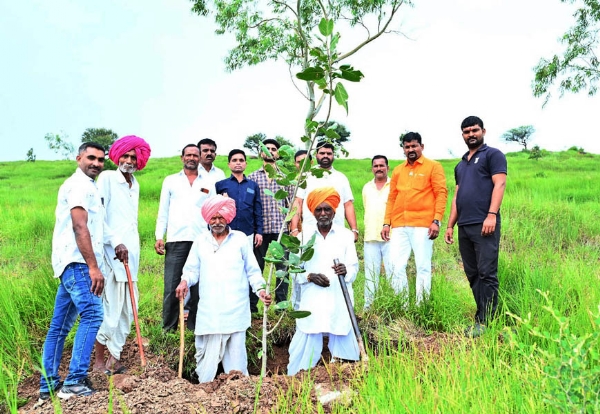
[18,338,355,413]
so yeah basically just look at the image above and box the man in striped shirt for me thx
[248,139,293,310]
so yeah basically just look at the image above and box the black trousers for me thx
[458,223,501,324]
[162,241,198,331]
[250,233,289,313]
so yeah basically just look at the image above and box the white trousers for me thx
[363,241,394,308]
[194,331,248,383]
[389,227,433,304]
[96,264,138,360]
[287,331,359,376]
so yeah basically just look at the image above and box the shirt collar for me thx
[403,156,425,167]
[75,167,95,183]
[462,144,489,160]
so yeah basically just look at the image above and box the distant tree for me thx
[243,133,267,155]
[501,125,535,150]
[81,128,118,152]
[44,132,75,160]
[243,133,294,156]
[315,121,351,146]
[26,148,36,162]
[533,0,600,104]
[529,145,544,161]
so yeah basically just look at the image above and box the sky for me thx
[1,0,599,163]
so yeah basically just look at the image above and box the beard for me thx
[466,137,483,149]
[210,223,228,235]
[119,162,137,174]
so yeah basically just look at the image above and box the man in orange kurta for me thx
[381,132,447,304]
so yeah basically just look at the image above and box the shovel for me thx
[178,298,184,378]
[124,262,146,367]
[334,259,368,362]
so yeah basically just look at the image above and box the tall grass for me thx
[1,150,599,412]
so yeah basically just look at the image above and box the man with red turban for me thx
[287,187,360,375]
[93,135,151,375]
[175,195,272,383]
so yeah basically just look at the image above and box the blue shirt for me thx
[216,175,264,236]
[454,144,507,226]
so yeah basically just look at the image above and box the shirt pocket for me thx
[411,174,429,191]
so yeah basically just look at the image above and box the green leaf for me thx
[296,66,325,81]
[301,234,317,250]
[268,241,285,259]
[275,270,287,279]
[339,66,364,82]
[273,301,290,310]
[301,135,311,143]
[288,267,306,273]
[281,233,301,248]
[318,18,334,37]
[257,349,263,358]
[274,189,289,200]
[331,33,340,51]
[263,188,275,197]
[334,82,349,113]
[289,310,311,319]
[325,129,340,139]
[288,253,301,265]
[264,256,283,263]
[300,248,315,262]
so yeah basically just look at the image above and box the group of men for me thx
[39,114,506,400]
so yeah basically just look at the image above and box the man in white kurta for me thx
[288,187,360,376]
[176,195,272,383]
[94,135,151,374]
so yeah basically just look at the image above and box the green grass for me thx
[1,150,600,412]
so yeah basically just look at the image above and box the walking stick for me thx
[334,259,369,362]
[178,298,184,378]
[124,262,146,367]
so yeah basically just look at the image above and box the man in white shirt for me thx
[155,144,216,331]
[197,138,226,185]
[93,135,151,375]
[287,187,359,376]
[362,155,393,309]
[175,196,272,383]
[39,142,106,401]
[290,142,359,242]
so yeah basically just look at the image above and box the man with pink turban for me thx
[287,187,359,376]
[93,135,151,375]
[175,195,272,383]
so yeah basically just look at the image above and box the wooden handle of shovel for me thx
[178,298,184,378]
[124,262,146,367]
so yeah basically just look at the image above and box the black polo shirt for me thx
[454,144,507,226]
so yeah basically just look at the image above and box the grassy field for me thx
[1,148,599,412]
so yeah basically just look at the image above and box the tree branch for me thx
[336,0,405,63]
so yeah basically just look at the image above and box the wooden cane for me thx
[124,262,147,367]
[178,298,184,378]
[334,259,369,362]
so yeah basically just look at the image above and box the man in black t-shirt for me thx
[445,116,507,338]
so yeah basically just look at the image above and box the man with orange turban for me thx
[287,187,359,376]
[175,195,272,383]
[94,136,151,375]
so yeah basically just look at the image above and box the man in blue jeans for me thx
[39,142,107,402]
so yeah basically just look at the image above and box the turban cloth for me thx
[306,187,340,213]
[108,135,152,171]
[201,196,237,224]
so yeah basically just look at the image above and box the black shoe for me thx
[57,378,96,399]
[38,381,63,402]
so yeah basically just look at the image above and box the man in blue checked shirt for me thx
[248,139,293,310]
[216,149,264,311]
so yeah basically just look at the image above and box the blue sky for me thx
[1,0,598,162]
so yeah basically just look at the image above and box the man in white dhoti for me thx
[175,195,272,383]
[287,187,360,376]
[93,135,151,375]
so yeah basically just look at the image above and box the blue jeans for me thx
[40,263,103,392]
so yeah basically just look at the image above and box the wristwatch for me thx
[432,219,441,226]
